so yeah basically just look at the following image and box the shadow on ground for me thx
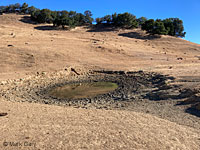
[176,89,200,117]
[142,74,179,101]
[185,107,200,117]
[87,25,118,32]
[34,25,75,31]
[142,75,200,117]
[34,26,59,31]
[118,32,161,40]
[19,16,38,25]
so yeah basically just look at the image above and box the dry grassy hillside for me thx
[0,14,200,80]
[0,14,200,150]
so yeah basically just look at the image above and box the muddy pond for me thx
[48,82,118,99]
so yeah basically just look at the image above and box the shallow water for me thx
[49,82,118,99]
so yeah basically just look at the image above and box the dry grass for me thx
[0,99,199,150]
[0,14,200,80]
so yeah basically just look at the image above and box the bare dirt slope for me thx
[0,14,200,149]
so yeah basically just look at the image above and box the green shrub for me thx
[142,18,186,37]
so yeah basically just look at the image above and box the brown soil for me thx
[0,14,200,149]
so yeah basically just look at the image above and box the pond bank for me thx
[0,68,200,130]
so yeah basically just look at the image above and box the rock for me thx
[0,113,8,117]
[177,57,183,60]
[0,81,7,85]
[41,72,46,75]
[71,68,80,75]
[138,70,143,73]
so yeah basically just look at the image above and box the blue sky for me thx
[1,0,199,44]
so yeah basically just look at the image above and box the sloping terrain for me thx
[0,14,200,79]
[0,99,199,150]
[0,14,200,149]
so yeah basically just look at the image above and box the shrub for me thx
[142,18,185,37]
[152,20,168,35]
[84,10,93,24]
[141,19,155,33]
[96,12,138,29]
[114,12,138,28]
[37,9,53,23]
[163,18,186,37]
[95,18,103,25]
[27,6,37,14]
[137,17,147,26]
[21,3,29,14]
[103,15,112,24]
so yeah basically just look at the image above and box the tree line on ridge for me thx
[0,3,186,37]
